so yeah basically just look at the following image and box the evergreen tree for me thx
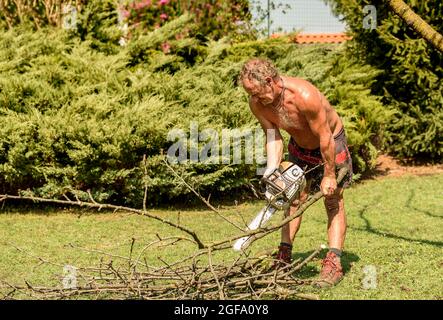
[324,0,442,159]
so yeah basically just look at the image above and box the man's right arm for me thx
[249,100,283,175]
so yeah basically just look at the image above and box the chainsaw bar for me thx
[233,205,276,251]
[233,162,307,251]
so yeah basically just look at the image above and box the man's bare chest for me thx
[264,103,310,132]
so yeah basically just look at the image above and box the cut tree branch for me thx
[0,194,205,249]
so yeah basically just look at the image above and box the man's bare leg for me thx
[317,187,347,287]
[280,181,311,245]
[324,188,347,250]
[272,184,311,267]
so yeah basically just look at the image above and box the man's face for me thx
[242,78,276,106]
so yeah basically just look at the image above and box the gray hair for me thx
[239,58,279,86]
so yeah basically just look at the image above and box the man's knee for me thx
[297,182,311,204]
[287,181,310,215]
[291,191,308,206]
[287,191,308,216]
[324,193,342,216]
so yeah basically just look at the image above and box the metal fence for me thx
[250,0,347,37]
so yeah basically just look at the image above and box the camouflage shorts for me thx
[287,127,353,193]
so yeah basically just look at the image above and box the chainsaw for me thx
[233,161,307,251]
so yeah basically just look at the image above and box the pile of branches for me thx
[0,165,348,300]
[1,242,324,300]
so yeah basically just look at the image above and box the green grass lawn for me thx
[0,173,442,300]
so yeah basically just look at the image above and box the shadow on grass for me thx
[351,203,443,248]
[291,249,360,279]
[406,189,442,220]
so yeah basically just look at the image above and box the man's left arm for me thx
[300,95,337,196]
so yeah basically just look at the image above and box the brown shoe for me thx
[271,243,292,270]
[316,251,344,288]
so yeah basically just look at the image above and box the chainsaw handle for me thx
[258,167,279,195]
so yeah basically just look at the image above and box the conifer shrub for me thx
[0,17,388,206]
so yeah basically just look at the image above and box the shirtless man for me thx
[239,58,353,287]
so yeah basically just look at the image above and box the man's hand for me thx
[260,167,278,200]
[263,166,278,178]
[321,176,337,196]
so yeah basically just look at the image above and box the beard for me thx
[261,96,274,105]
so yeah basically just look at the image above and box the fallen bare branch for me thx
[163,159,245,232]
[0,194,205,249]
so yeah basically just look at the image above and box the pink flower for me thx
[134,0,151,10]
[159,0,170,5]
[121,9,130,19]
[160,13,168,20]
[161,42,171,54]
